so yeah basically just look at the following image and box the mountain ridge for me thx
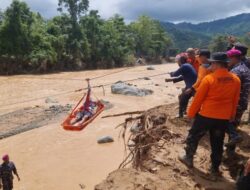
[161,13,250,50]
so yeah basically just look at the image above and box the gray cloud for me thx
[117,0,250,22]
[0,0,58,18]
[0,0,120,19]
[0,0,250,22]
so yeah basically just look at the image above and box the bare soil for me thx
[95,104,250,190]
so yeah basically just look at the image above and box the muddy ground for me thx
[95,104,250,190]
[0,104,72,139]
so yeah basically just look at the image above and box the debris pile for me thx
[95,104,249,190]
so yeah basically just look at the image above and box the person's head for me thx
[199,49,211,63]
[234,43,248,57]
[227,49,242,68]
[2,154,9,163]
[194,48,200,56]
[175,53,187,67]
[208,52,229,71]
[186,48,196,59]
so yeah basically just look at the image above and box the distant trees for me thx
[0,0,172,74]
[241,33,250,56]
[57,0,89,67]
[0,10,3,24]
[208,33,250,56]
[209,35,228,52]
[130,16,172,59]
[0,0,33,73]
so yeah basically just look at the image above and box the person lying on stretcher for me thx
[71,100,97,126]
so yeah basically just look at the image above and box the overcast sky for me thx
[0,0,250,23]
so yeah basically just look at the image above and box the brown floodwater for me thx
[0,64,182,190]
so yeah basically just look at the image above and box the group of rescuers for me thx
[165,39,250,189]
[1,43,250,190]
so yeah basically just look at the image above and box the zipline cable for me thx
[0,71,170,108]
[13,67,137,82]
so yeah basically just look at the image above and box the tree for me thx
[80,10,103,68]
[58,0,89,21]
[47,14,72,68]
[241,32,250,56]
[58,0,90,66]
[98,15,135,68]
[209,35,228,52]
[29,13,57,71]
[129,16,172,59]
[0,0,33,73]
[0,0,174,74]
[0,0,33,56]
[0,9,3,24]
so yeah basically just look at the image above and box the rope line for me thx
[0,71,169,108]
[13,67,136,82]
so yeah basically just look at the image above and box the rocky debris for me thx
[130,124,143,133]
[143,77,151,80]
[167,94,175,97]
[127,140,136,147]
[45,97,58,104]
[97,136,114,144]
[111,82,153,97]
[45,104,72,114]
[147,66,155,70]
[100,100,114,110]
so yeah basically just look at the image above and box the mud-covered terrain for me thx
[96,104,250,190]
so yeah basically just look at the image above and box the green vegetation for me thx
[208,35,228,52]
[0,0,249,74]
[240,33,250,56]
[130,16,172,60]
[161,13,250,51]
[0,0,171,74]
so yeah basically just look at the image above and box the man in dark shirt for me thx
[227,40,250,123]
[226,49,250,151]
[166,53,197,118]
[234,43,250,69]
[0,155,20,190]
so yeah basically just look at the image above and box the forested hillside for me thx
[162,13,250,51]
[0,0,171,74]
[0,0,250,74]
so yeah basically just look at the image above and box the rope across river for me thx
[0,66,170,108]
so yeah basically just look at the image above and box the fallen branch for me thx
[102,111,144,118]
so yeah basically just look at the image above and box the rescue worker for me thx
[233,43,249,69]
[178,52,241,175]
[185,49,212,94]
[0,154,20,190]
[186,48,200,73]
[225,49,250,150]
[165,53,197,118]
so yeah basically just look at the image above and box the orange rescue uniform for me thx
[192,64,212,91]
[188,68,241,120]
[187,57,200,73]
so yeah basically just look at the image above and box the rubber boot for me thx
[178,153,193,168]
